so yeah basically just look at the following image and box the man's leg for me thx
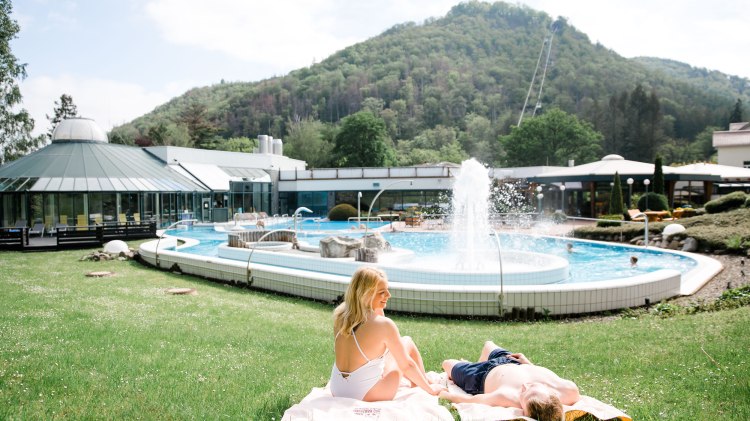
[442,359,463,380]
[479,340,499,362]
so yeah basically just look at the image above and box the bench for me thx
[405,216,422,227]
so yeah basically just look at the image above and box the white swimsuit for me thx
[330,331,388,400]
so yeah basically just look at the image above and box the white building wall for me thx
[717,145,750,168]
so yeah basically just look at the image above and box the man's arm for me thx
[440,387,519,408]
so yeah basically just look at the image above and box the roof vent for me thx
[601,154,624,161]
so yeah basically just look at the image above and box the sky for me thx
[11,0,750,137]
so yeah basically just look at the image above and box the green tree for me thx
[0,0,44,164]
[284,117,335,168]
[653,155,665,195]
[729,98,744,124]
[500,108,602,167]
[333,111,395,167]
[179,100,217,149]
[216,136,256,152]
[46,93,78,139]
[609,172,624,215]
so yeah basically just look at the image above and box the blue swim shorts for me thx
[450,347,521,395]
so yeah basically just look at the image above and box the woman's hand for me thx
[429,383,446,396]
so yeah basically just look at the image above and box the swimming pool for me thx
[167,225,696,285]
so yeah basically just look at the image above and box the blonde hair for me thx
[333,266,387,337]
[526,393,563,421]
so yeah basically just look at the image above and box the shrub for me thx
[746,195,750,208]
[596,214,623,227]
[551,211,567,224]
[637,192,669,211]
[704,191,747,214]
[328,203,358,221]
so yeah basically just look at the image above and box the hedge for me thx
[328,203,358,221]
[704,191,747,214]
[637,192,669,211]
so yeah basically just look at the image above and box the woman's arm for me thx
[378,317,441,395]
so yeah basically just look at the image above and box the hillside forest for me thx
[109,1,749,168]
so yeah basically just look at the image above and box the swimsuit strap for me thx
[351,330,371,362]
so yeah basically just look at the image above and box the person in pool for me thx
[329,266,444,401]
[440,340,580,421]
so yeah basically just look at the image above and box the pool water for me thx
[165,223,697,284]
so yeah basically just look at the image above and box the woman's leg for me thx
[401,336,426,373]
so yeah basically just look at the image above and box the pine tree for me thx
[729,99,744,124]
[47,94,79,139]
[653,156,665,195]
[0,0,44,164]
[609,172,624,215]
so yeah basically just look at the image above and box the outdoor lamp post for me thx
[626,178,634,208]
[535,185,543,214]
[357,192,362,224]
[559,184,566,214]
[644,179,651,210]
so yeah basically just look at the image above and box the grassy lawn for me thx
[1,242,748,420]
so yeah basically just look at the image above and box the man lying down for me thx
[439,340,581,421]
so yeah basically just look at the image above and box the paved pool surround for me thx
[139,233,722,317]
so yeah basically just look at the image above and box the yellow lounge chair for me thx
[76,215,88,230]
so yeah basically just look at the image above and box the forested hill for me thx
[110,1,749,167]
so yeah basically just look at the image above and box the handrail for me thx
[155,219,198,268]
[245,229,298,284]
[491,229,505,319]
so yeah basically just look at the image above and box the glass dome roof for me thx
[51,118,108,143]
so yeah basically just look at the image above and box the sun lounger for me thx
[29,222,45,237]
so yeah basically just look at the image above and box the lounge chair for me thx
[76,215,88,230]
[118,213,128,224]
[52,223,68,235]
[627,209,645,222]
[29,222,45,237]
[133,213,141,223]
[14,219,27,228]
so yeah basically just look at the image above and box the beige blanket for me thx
[282,377,453,421]
[439,372,632,421]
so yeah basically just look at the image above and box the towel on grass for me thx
[437,371,632,421]
[282,375,453,421]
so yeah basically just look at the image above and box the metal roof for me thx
[0,141,209,193]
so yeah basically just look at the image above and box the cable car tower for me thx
[518,21,559,126]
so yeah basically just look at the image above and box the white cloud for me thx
[20,75,195,136]
[144,0,456,73]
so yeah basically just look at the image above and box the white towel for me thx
[283,374,453,421]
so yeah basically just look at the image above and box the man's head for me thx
[519,383,564,421]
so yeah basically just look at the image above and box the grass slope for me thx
[0,244,748,420]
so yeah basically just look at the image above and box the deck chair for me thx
[76,215,88,231]
[60,215,68,226]
[118,213,128,224]
[93,215,103,225]
[44,216,54,235]
[14,219,27,228]
[29,222,45,237]
[133,213,141,223]
[627,209,645,222]
[52,223,68,235]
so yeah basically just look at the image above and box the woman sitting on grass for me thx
[330,266,443,401]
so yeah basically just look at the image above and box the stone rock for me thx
[363,232,390,251]
[668,239,681,250]
[681,237,699,252]
[319,236,362,258]
[103,240,129,254]
[662,224,686,238]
